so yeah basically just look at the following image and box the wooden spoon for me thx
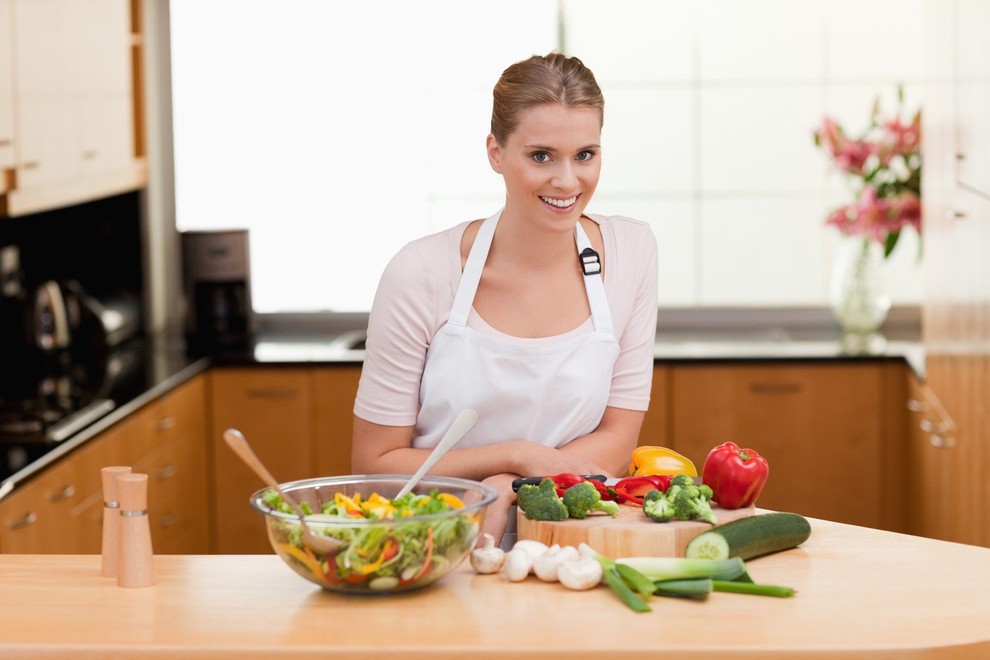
[223,428,345,555]
[395,409,478,499]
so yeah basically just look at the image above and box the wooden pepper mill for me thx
[116,473,155,588]
[100,466,132,577]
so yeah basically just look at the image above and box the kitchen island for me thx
[1,516,988,658]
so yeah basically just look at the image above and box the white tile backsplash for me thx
[599,88,695,194]
[824,0,926,80]
[698,0,826,82]
[563,0,697,83]
[700,86,825,194]
[699,197,830,305]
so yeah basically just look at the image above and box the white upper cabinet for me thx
[4,0,144,216]
[955,0,990,198]
[0,0,14,177]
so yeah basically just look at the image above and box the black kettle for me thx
[32,280,76,352]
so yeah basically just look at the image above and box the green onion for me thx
[712,580,795,598]
[653,578,712,600]
[615,556,747,581]
[614,562,657,598]
[602,566,652,612]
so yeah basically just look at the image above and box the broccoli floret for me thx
[516,477,569,521]
[698,484,714,501]
[669,473,695,489]
[642,488,675,522]
[561,481,620,519]
[672,487,719,525]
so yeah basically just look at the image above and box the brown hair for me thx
[490,52,604,145]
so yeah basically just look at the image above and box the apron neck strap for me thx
[449,210,613,335]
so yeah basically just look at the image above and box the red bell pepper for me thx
[611,475,671,506]
[702,442,770,509]
[546,473,616,501]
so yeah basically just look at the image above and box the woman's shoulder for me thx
[588,213,657,258]
[587,212,654,237]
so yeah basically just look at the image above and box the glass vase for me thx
[829,236,891,340]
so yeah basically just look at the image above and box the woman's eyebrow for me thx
[524,143,601,151]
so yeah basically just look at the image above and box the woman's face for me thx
[487,103,602,231]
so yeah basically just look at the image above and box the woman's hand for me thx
[505,440,611,479]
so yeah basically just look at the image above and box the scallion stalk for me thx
[712,580,795,598]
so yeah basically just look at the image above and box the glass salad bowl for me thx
[250,474,497,594]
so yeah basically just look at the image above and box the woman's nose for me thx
[551,162,578,189]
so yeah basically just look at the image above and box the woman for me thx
[351,52,658,544]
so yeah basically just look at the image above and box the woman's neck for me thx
[490,209,580,273]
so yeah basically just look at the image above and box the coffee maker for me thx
[181,230,253,352]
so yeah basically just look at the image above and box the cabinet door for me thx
[637,365,670,448]
[131,375,210,554]
[208,368,315,554]
[312,366,361,477]
[0,0,14,172]
[955,0,990,197]
[670,363,885,528]
[12,0,78,189]
[904,372,957,540]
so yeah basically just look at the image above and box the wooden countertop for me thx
[1,517,988,658]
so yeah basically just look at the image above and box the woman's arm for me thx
[351,414,631,480]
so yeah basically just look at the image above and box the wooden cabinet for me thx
[636,366,670,447]
[313,366,362,477]
[208,367,316,554]
[2,0,145,216]
[0,374,209,554]
[668,362,891,529]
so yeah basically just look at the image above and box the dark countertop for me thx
[0,308,924,501]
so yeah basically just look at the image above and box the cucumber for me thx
[685,512,811,561]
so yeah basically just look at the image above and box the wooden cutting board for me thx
[517,502,756,559]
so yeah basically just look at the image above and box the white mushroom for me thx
[510,540,550,573]
[533,544,579,582]
[502,549,532,582]
[469,533,505,574]
[557,555,604,591]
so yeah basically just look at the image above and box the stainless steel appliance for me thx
[181,229,253,351]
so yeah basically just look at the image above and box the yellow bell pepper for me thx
[628,445,698,477]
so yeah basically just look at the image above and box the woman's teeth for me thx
[540,195,577,208]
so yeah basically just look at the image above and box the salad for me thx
[262,488,481,593]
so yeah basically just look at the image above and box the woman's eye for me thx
[531,151,551,163]
[576,150,596,161]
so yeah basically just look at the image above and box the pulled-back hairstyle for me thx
[490,52,604,145]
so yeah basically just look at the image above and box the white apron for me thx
[413,209,620,449]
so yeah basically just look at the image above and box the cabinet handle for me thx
[158,512,179,529]
[49,484,76,502]
[955,152,966,161]
[21,161,39,170]
[906,398,928,412]
[0,138,11,147]
[155,416,177,432]
[749,383,802,395]
[930,434,956,449]
[945,209,966,221]
[245,388,298,399]
[155,463,177,480]
[81,150,97,160]
[9,511,38,531]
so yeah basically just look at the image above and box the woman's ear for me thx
[486,134,503,174]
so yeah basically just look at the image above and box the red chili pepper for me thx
[702,442,770,509]
[612,475,672,506]
[545,473,617,501]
